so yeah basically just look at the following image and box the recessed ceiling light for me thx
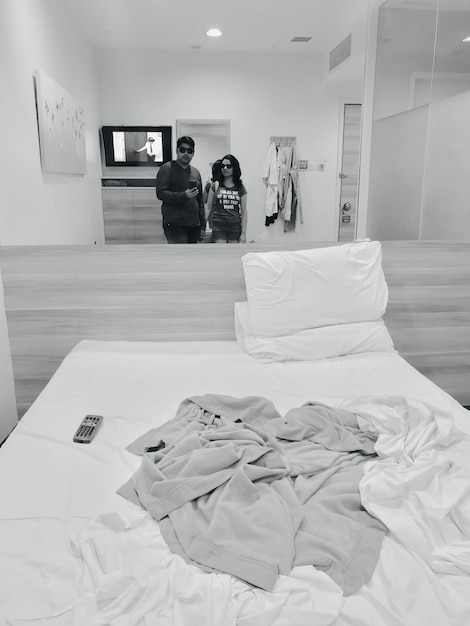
[206,28,222,37]
[291,36,312,43]
[462,36,470,42]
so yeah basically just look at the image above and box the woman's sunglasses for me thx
[221,163,232,169]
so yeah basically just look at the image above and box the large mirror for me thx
[7,1,469,246]
[1,0,371,246]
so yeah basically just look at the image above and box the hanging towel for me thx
[262,142,279,225]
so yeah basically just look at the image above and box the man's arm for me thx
[197,179,205,231]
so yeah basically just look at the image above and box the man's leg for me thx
[163,223,187,244]
[187,225,202,244]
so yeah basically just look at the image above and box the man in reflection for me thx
[136,136,158,162]
[155,136,204,244]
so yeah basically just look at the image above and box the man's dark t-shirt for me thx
[156,161,204,227]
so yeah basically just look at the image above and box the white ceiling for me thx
[63,0,370,55]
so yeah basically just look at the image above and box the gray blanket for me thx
[118,395,386,595]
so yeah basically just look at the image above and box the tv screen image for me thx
[101,126,172,167]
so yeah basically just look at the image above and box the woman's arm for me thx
[240,193,247,243]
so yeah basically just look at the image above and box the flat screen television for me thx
[101,125,172,167]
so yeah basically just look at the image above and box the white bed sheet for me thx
[0,340,469,626]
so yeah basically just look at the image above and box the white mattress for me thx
[1,340,470,625]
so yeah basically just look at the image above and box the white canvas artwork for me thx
[34,69,86,175]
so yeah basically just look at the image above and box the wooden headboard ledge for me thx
[1,241,469,416]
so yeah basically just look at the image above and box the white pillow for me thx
[241,241,388,338]
[235,302,395,362]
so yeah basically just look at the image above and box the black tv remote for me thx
[73,415,103,443]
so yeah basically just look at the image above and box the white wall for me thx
[0,0,104,245]
[96,50,364,243]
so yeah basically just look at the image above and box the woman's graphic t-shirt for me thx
[211,183,247,224]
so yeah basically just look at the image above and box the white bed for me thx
[1,339,470,626]
[1,239,470,626]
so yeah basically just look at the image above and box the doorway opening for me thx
[337,102,362,242]
[175,119,230,186]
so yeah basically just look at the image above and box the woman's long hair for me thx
[217,154,243,188]
[211,159,222,181]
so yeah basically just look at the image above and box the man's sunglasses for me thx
[178,147,194,154]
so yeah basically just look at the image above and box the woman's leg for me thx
[226,223,242,243]
[211,223,228,243]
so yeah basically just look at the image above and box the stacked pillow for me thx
[236,241,394,362]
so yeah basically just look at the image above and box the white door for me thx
[337,103,362,242]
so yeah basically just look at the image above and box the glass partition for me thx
[420,0,470,239]
[365,0,470,241]
[366,0,439,240]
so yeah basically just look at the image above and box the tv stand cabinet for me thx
[102,186,165,244]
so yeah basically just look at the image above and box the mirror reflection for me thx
[103,120,230,244]
[1,0,369,246]
[93,1,370,246]
[3,0,469,247]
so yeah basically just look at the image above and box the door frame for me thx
[335,98,362,241]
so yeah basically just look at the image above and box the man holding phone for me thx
[156,136,205,244]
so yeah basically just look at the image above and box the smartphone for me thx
[188,180,198,189]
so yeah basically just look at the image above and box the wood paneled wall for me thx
[0,241,469,416]
[102,188,166,244]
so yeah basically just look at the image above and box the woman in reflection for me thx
[206,154,247,243]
